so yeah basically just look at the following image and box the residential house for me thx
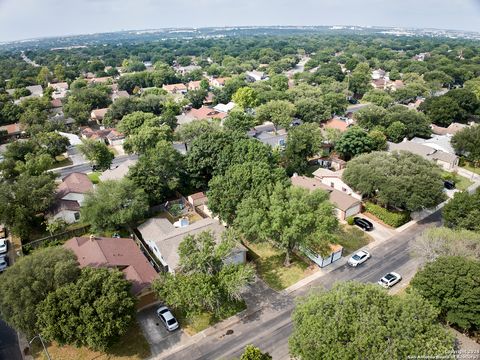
[111,90,130,102]
[86,77,112,85]
[162,83,188,95]
[388,140,459,171]
[213,102,235,113]
[386,79,405,91]
[138,217,247,273]
[247,122,287,148]
[209,77,230,87]
[371,78,387,90]
[187,192,208,207]
[431,122,468,136]
[90,108,109,123]
[312,168,362,200]
[100,159,137,182]
[175,65,201,75]
[176,106,227,125]
[411,135,456,155]
[50,173,94,223]
[64,236,158,308]
[371,69,386,80]
[0,123,23,141]
[291,175,362,220]
[322,117,355,133]
[50,98,63,109]
[81,127,125,145]
[48,82,69,99]
[246,70,268,82]
[26,85,43,97]
[187,80,202,91]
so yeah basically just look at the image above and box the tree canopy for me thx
[451,124,480,166]
[289,282,454,360]
[442,190,480,231]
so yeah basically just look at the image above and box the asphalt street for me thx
[162,211,442,360]
[0,319,22,360]
[52,154,138,177]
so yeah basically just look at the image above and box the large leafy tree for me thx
[208,161,287,225]
[294,98,331,123]
[334,126,376,160]
[223,109,257,133]
[284,123,323,174]
[256,100,296,131]
[289,282,454,360]
[451,124,480,166]
[232,87,258,109]
[0,172,56,239]
[348,62,371,96]
[362,89,394,108]
[34,132,70,158]
[128,141,184,204]
[442,190,480,231]
[419,96,463,127]
[153,231,254,315]
[342,151,445,212]
[81,178,149,232]
[409,256,480,333]
[0,247,80,336]
[235,184,337,266]
[123,123,171,154]
[240,345,272,360]
[78,138,114,171]
[37,267,136,351]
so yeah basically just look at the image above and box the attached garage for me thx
[329,190,362,220]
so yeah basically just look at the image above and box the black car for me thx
[348,97,358,104]
[353,217,374,231]
[444,180,455,190]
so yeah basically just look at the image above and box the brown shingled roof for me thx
[57,172,94,199]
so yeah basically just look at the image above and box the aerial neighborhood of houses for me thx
[0,27,480,360]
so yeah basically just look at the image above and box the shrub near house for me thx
[364,202,410,228]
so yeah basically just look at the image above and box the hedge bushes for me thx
[364,202,410,228]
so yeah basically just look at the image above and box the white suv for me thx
[347,250,371,267]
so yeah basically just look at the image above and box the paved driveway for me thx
[137,305,189,357]
[355,214,396,244]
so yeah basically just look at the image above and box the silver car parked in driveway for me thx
[156,306,179,332]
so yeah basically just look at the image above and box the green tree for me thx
[78,138,114,171]
[232,87,258,109]
[123,124,172,154]
[362,89,394,108]
[0,247,80,336]
[385,106,431,139]
[208,161,286,225]
[335,126,376,160]
[385,121,407,143]
[187,88,208,109]
[80,179,149,232]
[0,172,56,239]
[240,345,272,360]
[289,282,454,360]
[294,98,331,123]
[34,132,70,158]
[256,100,296,131]
[354,104,388,130]
[36,66,51,86]
[223,109,257,132]
[442,190,480,231]
[348,62,371,96]
[451,124,480,166]
[117,111,158,135]
[342,151,445,212]
[409,256,480,333]
[419,96,462,127]
[284,123,323,174]
[37,267,136,351]
[53,64,66,81]
[367,129,387,151]
[128,141,184,204]
[235,183,337,266]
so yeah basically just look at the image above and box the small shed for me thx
[302,244,343,268]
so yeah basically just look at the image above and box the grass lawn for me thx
[87,171,101,184]
[49,156,73,169]
[246,242,315,291]
[335,225,372,255]
[175,300,246,336]
[32,321,150,360]
[459,159,480,175]
[442,171,473,191]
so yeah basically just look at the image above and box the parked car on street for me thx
[0,255,8,272]
[353,217,374,231]
[378,272,402,288]
[156,306,179,331]
[0,239,8,255]
[347,250,371,267]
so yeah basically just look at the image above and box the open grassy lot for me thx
[246,242,315,291]
[335,225,372,255]
[175,300,246,335]
[32,321,151,360]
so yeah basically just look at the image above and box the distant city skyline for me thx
[0,0,479,42]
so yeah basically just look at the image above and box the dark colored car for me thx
[444,180,455,190]
[348,97,358,104]
[353,217,374,231]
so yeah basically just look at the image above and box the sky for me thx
[0,0,480,42]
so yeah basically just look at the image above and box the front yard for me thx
[441,171,473,191]
[246,242,316,291]
[32,321,150,360]
[335,225,372,255]
[175,299,246,335]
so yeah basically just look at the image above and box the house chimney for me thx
[89,234,96,241]
[293,172,298,177]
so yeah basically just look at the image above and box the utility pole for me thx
[29,334,52,360]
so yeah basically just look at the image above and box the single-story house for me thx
[247,122,288,148]
[291,175,362,220]
[322,117,355,132]
[138,217,247,273]
[26,85,43,97]
[50,98,63,109]
[176,106,227,124]
[49,172,94,223]
[64,236,158,308]
[48,82,68,99]
[246,70,268,82]
[81,127,125,145]
[111,90,130,102]
[209,77,230,87]
[162,83,187,94]
[187,80,202,91]
[100,159,137,182]
[411,135,456,155]
[86,77,112,85]
[214,102,235,113]
[431,122,468,136]
[312,168,362,200]
[0,123,23,140]
[371,69,386,80]
[90,108,109,123]
[175,65,201,76]
[388,140,459,171]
